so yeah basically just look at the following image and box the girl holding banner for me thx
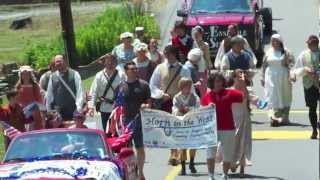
[172,77,200,175]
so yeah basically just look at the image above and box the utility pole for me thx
[58,0,78,68]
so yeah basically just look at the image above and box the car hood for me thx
[0,160,122,179]
[185,13,254,26]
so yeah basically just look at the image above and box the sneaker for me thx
[311,131,318,139]
[270,119,280,127]
[256,99,268,109]
[221,174,229,180]
[179,169,186,176]
[168,158,178,166]
[189,163,197,174]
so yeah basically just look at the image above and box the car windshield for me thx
[191,0,252,14]
[4,131,108,162]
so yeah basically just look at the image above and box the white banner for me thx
[84,113,103,130]
[141,106,217,149]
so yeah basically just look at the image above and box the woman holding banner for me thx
[201,72,243,180]
[172,77,200,175]
[229,69,253,177]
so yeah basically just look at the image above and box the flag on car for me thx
[0,121,21,140]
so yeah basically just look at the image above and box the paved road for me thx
[144,0,319,180]
[0,1,115,21]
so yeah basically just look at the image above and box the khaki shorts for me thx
[207,130,235,162]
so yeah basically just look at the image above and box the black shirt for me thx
[118,79,151,120]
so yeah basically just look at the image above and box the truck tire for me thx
[260,8,272,36]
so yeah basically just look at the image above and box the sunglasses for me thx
[127,67,138,71]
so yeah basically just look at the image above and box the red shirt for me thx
[17,84,43,108]
[172,35,193,58]
[201,89,243,130]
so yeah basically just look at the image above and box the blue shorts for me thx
[125,115,143,148]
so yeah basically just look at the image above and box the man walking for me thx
[149,45,191,165]
[293,35,320,139]
[220,36,255,71]
[46,54,84,122]
[116,61,152,180]
[215,24,257,69]
[88,54,125,131]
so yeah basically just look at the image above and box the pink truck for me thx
[177,0,273,67]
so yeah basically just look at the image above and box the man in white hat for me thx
[112,32,136,72]
[133,26,147,48]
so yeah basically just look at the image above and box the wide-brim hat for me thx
[19,65,33,72]
[120,32,133,39]
[134,43,148,53]
[271,34,283,43]
[135,26,144,32]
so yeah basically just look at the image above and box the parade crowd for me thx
[1,21,320,180]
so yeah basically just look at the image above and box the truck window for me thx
[191,0,252,14]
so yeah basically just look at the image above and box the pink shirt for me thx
[17,84,43,107]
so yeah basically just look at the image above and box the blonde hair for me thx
[178,77,193,90]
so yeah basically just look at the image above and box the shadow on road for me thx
[229,173,286,180]
[252,121,266,125]
[284,122,310,128]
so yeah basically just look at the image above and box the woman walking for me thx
[261,34,295,126]
[147,38,163,65]
[229,69,253,177]
[112,32,136,72]
[16,65,44,130]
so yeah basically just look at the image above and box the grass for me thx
[0,5,105,65]
[0,133,4,160]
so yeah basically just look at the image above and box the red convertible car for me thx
[177,0,273,66]
[0,128,138,179]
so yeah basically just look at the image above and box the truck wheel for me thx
[260,8,273,36]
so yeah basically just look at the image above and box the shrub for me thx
[24,3,160,68]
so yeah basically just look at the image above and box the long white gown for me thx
[264,49,292,109]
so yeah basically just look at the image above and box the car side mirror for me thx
[118,148,134,159]
[177,10,188,17]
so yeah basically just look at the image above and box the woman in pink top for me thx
[15,65,44,130]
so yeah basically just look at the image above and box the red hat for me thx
[306,35,319,44]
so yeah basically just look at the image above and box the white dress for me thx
[264,49,292,109]
[231,87,252,166]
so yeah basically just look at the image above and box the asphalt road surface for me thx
[142,0,319,180]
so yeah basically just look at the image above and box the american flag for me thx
[107,90,126,136]
[0,121,21,140]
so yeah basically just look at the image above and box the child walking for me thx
[172,77,200,175]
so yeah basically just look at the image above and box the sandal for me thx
[270,119,280,127]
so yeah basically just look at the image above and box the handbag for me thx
[153,65,182,109]
[96,70,118,112]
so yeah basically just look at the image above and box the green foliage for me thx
[24,4,160,69]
